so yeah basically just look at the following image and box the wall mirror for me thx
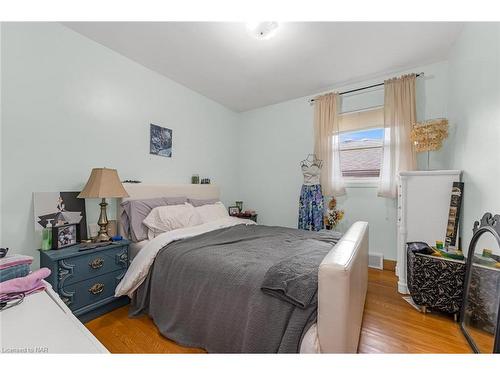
[460,213,500,353]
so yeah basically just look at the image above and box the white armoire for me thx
[396,170,462,294]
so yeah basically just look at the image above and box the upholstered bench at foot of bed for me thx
[300,221,369,353]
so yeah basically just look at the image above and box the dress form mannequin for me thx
[298,154,324,231]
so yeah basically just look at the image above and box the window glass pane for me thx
[339,128,383,177]
[339,128,384,143]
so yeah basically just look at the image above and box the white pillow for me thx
[194,202,229,223]
[143,203,202,239]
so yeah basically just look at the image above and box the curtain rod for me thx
[309,72,424,104]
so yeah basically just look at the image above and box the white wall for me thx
[238,61,449,260]
[1,23,239,267]
[445,23,500,250]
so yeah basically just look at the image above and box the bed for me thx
[117,184,221,260]
[115,184,368,353]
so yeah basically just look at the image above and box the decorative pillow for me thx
[143,203,202,239]
[194,202,229,223]
[120,196,187,242]
[188,198,220,207]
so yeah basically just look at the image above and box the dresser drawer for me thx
[58,246,128,287]
[58,269,125,312]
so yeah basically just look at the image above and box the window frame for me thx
[335,106,384,184]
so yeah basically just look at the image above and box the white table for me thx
[0,282,108,353]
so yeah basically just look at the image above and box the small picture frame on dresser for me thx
[228,206,240,216]
[52,223,80,250]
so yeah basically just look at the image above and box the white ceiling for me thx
[63,22,463,112]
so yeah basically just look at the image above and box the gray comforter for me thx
[130,224,341,353]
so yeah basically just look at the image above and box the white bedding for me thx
[143,203,203,239]
[194,202,229,223]
[115,217,255,298]
[128,240,149,261]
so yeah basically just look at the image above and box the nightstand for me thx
[232,213,258,223]
[39,240,130,323]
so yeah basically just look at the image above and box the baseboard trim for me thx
[397,281,409,295]
[383,259,396,271]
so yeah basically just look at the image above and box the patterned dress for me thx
[298,164,324,231]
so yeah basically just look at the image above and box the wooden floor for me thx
[358,269,473,353]
[85,268,474,353]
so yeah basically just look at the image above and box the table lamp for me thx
[78,168,129,242]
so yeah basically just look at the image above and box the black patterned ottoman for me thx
[407,247,466,318]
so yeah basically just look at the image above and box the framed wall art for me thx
[150,123,172,158]
[33,191,87,240]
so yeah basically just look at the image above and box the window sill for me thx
[343,177,380,188]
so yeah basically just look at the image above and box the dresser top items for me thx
[39,239,130,261]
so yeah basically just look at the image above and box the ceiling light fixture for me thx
[246,22,279,40]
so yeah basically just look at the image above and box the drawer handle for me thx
[89,282,104,295]
[89,257,104,269]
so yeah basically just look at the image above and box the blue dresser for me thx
[39,240,130,323]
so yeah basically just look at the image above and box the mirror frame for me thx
[460,213,500,353]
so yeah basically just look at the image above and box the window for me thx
[337,107,384,178]
[339,128,383,177]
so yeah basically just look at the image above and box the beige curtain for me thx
[313,93,346,197]
[378,74,417,198]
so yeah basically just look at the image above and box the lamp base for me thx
[94,232,111,242]
[94,198,110,242]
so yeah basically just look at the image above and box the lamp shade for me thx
[410,118,449,153]
[77,168,129,199]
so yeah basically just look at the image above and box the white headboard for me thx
[120,183,220,202]
[117,183,220,238]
